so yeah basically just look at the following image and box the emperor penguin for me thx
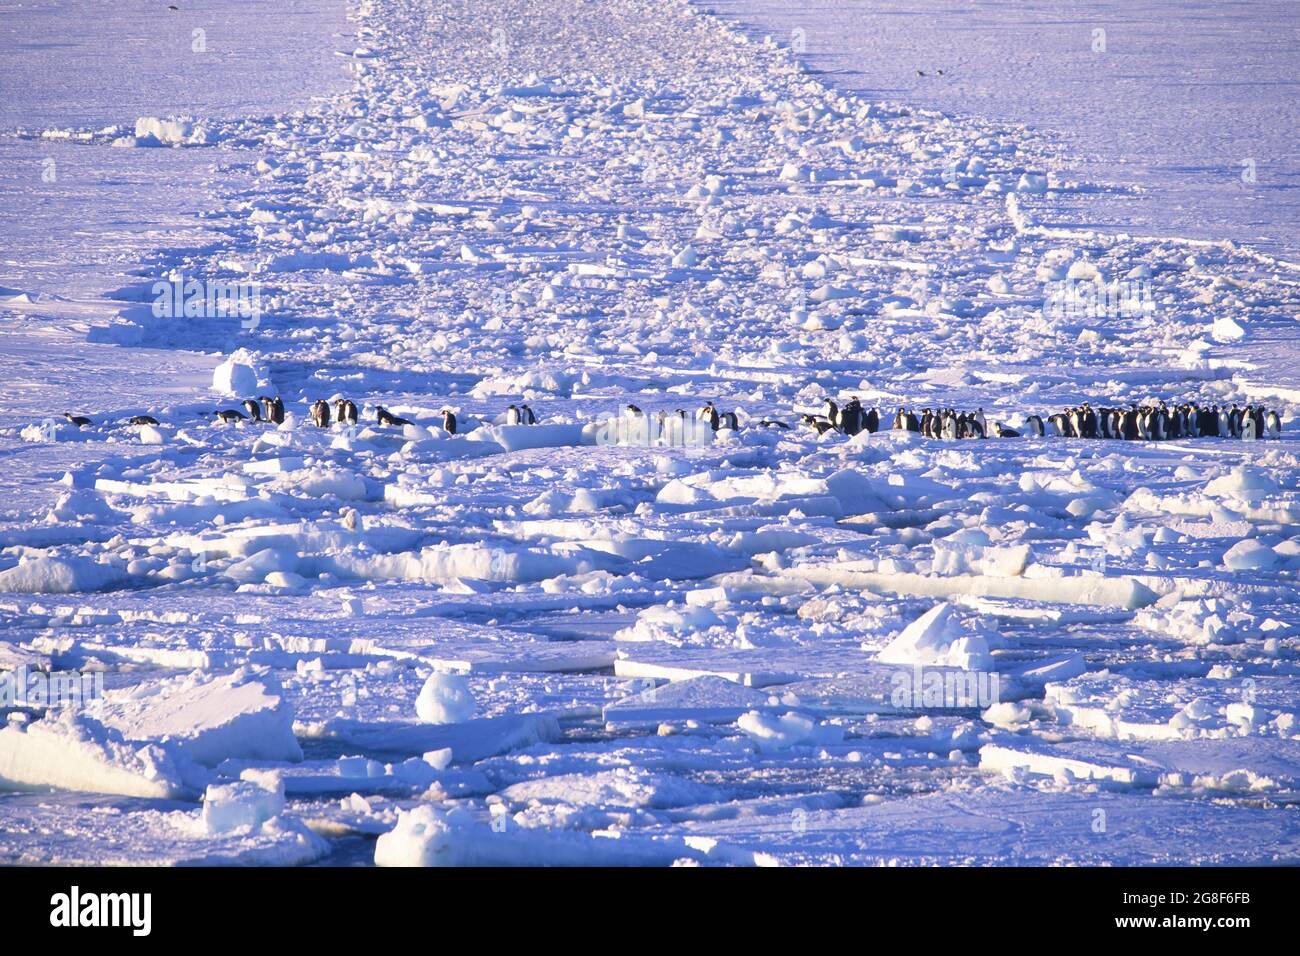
[1025,414,1045,438]
[801,414,835,435]
[214,408,246,424]
[974,407,987,438]
[1265,409,1282,438]
[260,396,286,425]
[698,401,720,431]
[823,398,840,431]
[442,409,458,434]
[335,399,358,425]
[520,404,536,425]
[1151,407,1167,441]
[505,404,522,426]
[376,405,412,427]
[127,415,159,426]
[992,421,1020,438]
[243,399,262,422]
[1166,407,1182,439]
[720,410,739,430]
[1122,407,1140,440]
[892,408,907,431]
[1218,407,1231,438]
[1241,409,1258,440]
[840,397,863,436]
[941,412,958,440]
[310,400,331,428]
[1195,405,1213,437]
[863,407,880,434]
[1081,404,1098,439]
[63,412,92,428]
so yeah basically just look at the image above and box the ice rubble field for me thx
[1,0,1299,865]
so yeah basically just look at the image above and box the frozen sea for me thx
[706,0,1300,257]
[0,0,1298,867]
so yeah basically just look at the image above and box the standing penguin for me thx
[698,401,720,431]
[505,404,521,426]
[1068,406,1084,438]
[1025,414,1045,438]
[1241,410,1258,440]
[840,397,863,436]
[520,404,536,425]
[310,400,331,428]
[973,407,987,439]
[941,411,958,440]
[720,410,739,430]
[442,409,457,435]
[1080,404,1098,439]
[260,396,286,425]
[1166,407,1182,440]
[863,406,880,434]
[1121,407,1139,440]
[243,399,262,422]
[823,398,840,432]
[335,399,358,425]
[1264,409,1282,438]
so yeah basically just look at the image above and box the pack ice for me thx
[1,0,1299,866]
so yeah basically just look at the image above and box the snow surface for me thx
[704,0,1300,258]
[1,0,1298,865]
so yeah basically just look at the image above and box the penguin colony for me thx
[802,398,1284,441]
[60,396,1283,441]
[211,396,466,433]
[628,401,756,433]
